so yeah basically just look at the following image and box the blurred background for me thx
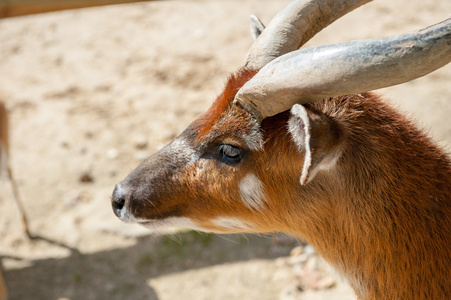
[0,0,450,299]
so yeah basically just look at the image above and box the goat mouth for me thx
[134,215,200,233]
[135,207,183,223]
[137,220,156,225]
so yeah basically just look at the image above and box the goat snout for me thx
[112,183,128,218]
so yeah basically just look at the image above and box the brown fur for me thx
[194,68,258,141]
[258,94,451,299]
[116,69,451,299]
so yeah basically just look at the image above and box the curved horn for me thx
[244,0,372,69]
[236,18,451,121]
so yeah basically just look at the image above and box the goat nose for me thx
[112,183,127,218]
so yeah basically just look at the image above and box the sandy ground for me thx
[0,0,450,299]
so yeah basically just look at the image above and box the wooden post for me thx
[0,0,153,18]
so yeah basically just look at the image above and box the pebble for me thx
[135,151,149,162]
[79,171,94,183]
[290,245,305,257]
[287,243,337,291]
[289,253,309,265]
[106,148,119,159]
[133,135,148,150]
[304,244,316,255]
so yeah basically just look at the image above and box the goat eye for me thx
[219,144,242,163]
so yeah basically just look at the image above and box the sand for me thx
[0,0,450,299]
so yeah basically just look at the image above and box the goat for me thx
[0,100,32,300]
[0,101,30,237]
[0,264,5,300]
[112,0,451,299]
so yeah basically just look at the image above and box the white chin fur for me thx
[139,217,204,233]
[211,217,254,232]
[118,207,148,223]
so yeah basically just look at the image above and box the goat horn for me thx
[236,18,451,121]
[244,0,372,69]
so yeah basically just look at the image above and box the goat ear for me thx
[288,104,342,185]
[250,15,265,41]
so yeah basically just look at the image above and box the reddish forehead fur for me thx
[195,68,258,139]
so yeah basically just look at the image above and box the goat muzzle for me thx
[111,183,128,219]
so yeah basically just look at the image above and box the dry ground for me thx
[0,0,450,299]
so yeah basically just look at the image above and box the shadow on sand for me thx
[3,231,297,300]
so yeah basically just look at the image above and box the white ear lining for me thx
[288,105,312,185]
[249,15,266,41]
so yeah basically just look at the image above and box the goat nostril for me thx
[112,196,125,213]
[112,184,127,217]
